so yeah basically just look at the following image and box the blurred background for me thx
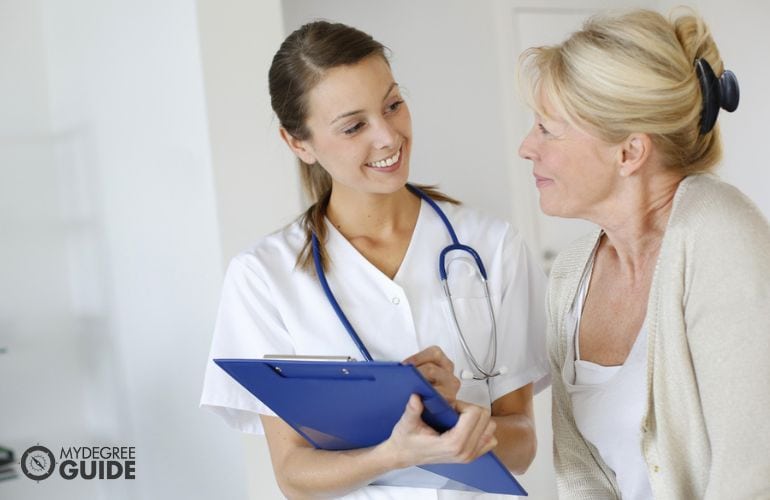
[1,0,767,498]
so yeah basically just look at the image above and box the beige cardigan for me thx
[547,174,770,499]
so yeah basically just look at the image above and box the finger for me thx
[464,408,492,456]
[415,362,456,387]
[398,394,440,440]
[452,402,495,460]
[401,394,424,430]
[403,346,455,373]
[471,420,498,459]
[446,402,487,458]
[414,363,460,402]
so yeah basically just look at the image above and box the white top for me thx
[563,248,652,500]
[200,198,549,500]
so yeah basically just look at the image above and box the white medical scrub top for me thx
[200,199,549,499]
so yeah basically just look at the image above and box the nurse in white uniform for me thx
[200,20,548,499]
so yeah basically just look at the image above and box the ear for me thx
[279,127,317,165]
[618,133,652,177]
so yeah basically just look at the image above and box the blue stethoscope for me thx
[311,184,504,380]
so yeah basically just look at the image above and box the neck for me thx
[326,184,420,239]
[592,173,683,276]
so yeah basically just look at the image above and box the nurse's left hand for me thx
[403,346,461,404]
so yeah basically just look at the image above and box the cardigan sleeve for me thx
[547,244,621,499]
[683,188,770,500]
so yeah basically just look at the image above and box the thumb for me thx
[400,394,424,429]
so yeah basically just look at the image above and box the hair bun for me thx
[696,58,740,134]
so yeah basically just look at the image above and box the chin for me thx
[538,198,558,217]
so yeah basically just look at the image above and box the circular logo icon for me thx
[20,445,56,481]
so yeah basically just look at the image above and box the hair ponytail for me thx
[295,160,332,273]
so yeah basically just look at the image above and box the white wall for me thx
[196,1,295,499]
[197,0,301,264]
[1,0,247,499]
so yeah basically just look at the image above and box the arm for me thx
[261,395,497,499]
[684,200,770,499]
[490,383,536,474]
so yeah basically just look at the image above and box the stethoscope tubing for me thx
[312,232,374,362]
[312,184,500,379]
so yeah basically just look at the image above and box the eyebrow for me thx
[329,82,399,125]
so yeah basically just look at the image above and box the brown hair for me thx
[518,8,727,175]
[268,21,458,272]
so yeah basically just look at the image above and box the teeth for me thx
[367,149,400,168]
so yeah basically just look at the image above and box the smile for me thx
[366,148,401,168]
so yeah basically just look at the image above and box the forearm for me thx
[492,413,536,474]
[273,441,400,499]
[264,393,497,498]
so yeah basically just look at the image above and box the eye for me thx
[385,100,404,114]
[538,123,550,135]
[343,122,365,135]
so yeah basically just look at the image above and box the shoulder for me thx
[550,230,601,281]
[437,201,516,247]
[668,174,770,248]
[228,219,306,283]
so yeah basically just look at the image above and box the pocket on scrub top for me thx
[441,297,497,368]
[437,255,499,404]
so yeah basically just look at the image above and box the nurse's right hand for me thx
[382,394,497,468]
[403,346,461,405]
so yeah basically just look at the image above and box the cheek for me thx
[396,108,412,137]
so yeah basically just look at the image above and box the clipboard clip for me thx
[263,354,358,362]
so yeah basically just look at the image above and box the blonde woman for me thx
[518,8,770,500]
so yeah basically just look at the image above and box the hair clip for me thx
[695,58,740,134]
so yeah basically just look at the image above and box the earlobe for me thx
[279,127,317,165]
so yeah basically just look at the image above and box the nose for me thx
[372,117,397,149]
[518,127,537,161]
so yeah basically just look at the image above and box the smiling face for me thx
[284,55,412,198]
[518,98,621,220]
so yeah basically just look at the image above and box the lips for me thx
[534,173,554,188]
[364,146,403,173]
[366,148,401,168]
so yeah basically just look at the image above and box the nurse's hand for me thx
[403,346,461,404]
[382,394,497,467]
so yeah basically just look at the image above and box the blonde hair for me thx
[518,8,726,175]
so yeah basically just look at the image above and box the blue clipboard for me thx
[214,358,527,496]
